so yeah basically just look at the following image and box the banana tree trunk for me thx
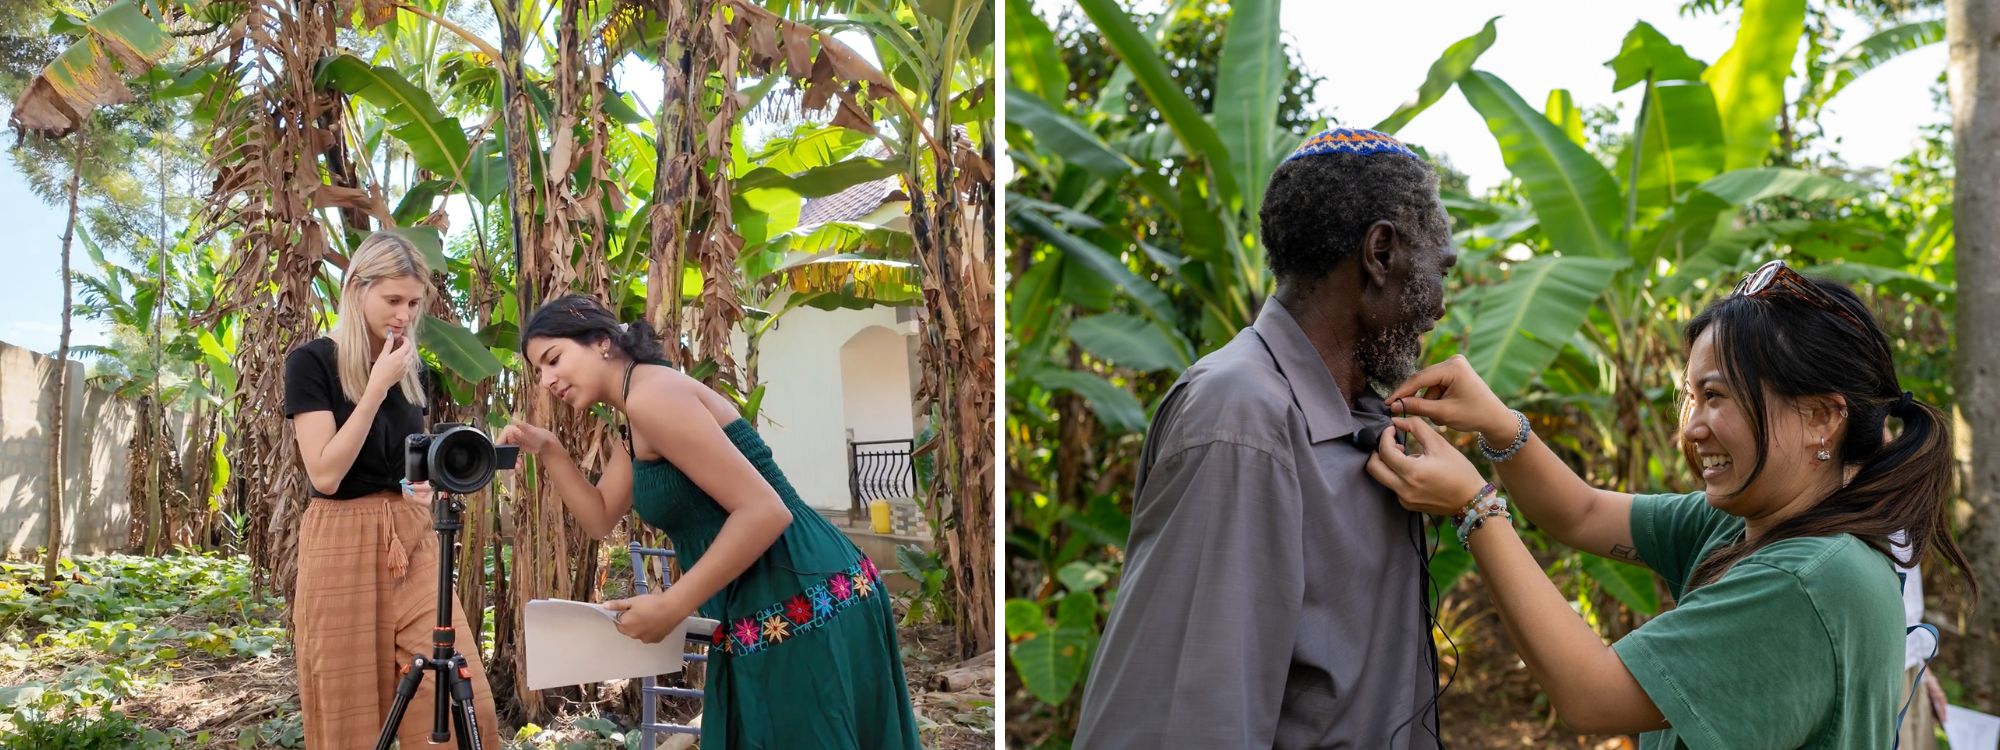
[1947,0,2000,708]
[491,0,611,719]
[691,0,745,388]
[910,107,997,657]
[646,0,696,366]
[197,0,348,617]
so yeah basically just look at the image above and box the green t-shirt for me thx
[1611,492,1906,750]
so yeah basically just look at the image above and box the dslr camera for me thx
[406,423,521,494]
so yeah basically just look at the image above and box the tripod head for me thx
[431,491,465,532]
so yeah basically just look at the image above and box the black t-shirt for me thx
[282,337,437,499]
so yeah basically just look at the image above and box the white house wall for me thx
[729,305,916,513]
[840,324,917,503]
[838,325,916,444]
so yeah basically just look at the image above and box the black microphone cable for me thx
[1389,506,1458,748]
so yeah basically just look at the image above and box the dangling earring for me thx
[1815,437,1831,462]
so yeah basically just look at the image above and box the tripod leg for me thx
[376,657,428,750]
[446,656,483,750]
[431,638,452,744]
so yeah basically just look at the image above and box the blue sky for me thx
[0,1,1950,356]
[0,149,109,356]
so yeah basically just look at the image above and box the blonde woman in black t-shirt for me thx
[281,232,499,748]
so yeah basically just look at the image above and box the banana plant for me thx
[722,123,923,401]
[1448,0,1925,404]
[7,0,175,138]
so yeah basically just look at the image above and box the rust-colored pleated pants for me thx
[294,492,501,749]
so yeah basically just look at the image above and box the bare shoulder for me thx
[629,363,739,429]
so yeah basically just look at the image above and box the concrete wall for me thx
[0,339,141,558]
[731,306,919,513]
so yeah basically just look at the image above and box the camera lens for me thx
[442,441,484,476]
[432,428,495,493]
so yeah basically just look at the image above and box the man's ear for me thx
[1360,220,1398,288]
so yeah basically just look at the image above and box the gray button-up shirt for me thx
[1073,299,1440,749]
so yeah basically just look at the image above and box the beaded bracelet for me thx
[1478,410,1531,463]
[1455,492,1508,539]
[1455,492,1508,542]
[1457,501,1512,546]
[1451,482,1498,526]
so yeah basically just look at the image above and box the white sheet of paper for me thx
[1946,703,2000,750]
[523,599,718,690]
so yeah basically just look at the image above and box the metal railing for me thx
[847,438,915,525]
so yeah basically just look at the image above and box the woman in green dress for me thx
[496,294,923,750]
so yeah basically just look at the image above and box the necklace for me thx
[619,359,638,455]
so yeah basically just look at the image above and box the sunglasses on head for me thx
[1731,260,1866,333]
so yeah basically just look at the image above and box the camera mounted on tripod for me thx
[382,421,517,749]
[405,423,520,495]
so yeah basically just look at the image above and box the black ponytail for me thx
[521,294,663,362]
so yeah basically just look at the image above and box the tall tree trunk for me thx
[198,0,346,616]
[45,136,84,583]
[646,0,695,367]
[690,0,745,389]
[911,113,996,657]
[490,0,534,714]
[492,0,609,720]
[1948,0,2000,709]
[145,126,167,556]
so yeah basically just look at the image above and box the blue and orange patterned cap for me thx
[1282,127,1421,163]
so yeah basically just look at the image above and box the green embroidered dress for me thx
[630,412,923,750]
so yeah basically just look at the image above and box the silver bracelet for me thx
[1478,409,1531,463]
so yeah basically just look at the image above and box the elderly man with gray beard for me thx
[1073,128,1457,750]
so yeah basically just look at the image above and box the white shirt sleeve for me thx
[1891,531,1933,670]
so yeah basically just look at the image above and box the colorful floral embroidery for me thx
[710,624,729,655]
[830,574,852,601]
[732,618,761,654]
[784,595,812,625]
[763,616,791,643]
[706,557,884,659]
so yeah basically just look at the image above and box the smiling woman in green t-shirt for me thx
[1365,260,1977,750]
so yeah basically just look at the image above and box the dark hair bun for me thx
[521,294,664,362]
[615,319,664,362]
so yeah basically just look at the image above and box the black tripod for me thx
[375,492,485,750]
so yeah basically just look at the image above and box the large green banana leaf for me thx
[1703,0,1806,170]
[1467,255,1629,398]
[1460,70,1625,259]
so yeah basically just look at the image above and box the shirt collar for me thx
[1251,298,1381,444]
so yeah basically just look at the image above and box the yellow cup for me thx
[869,499,892,534]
